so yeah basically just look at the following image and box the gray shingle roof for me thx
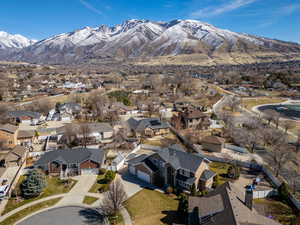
[200,169,216,181]
[157,147,203,173]
[188,182,281,225]
[8,111,41,119]
[35,148,105,166]
[127,117,169,133]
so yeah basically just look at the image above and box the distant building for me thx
[201,136,225,152]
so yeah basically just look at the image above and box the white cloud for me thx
[191,0,258,18]
[278,3,300,15]
[79,0,103,15]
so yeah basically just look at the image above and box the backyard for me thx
[124,189,182,225]
[254,198,299,225]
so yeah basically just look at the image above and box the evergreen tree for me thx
[177,194,188,214]
[190,183,197,196]
[21,169,46,199]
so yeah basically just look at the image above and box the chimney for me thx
[245,189,253,210]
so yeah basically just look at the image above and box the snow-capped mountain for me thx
[4,19,300,64]
[0,31,36,59]
[0,31,35,49]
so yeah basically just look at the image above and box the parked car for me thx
[0,183,9,199]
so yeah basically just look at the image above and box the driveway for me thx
[119,168,159,198]
[17,206,105,225]
[57,175,97,206]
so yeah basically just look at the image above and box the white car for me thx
[0,184,9,199]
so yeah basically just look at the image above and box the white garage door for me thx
[81,168,98,175]
[129,166,136,175]
[137,170,150,183]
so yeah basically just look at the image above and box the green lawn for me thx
[2,176,77,215]
[89,174,107,193]
[209,162,232,185]
[254,198,298,225]
[1,197,62,225]
[124,189,181,225]
[83,196,99,205]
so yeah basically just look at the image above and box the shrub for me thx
[104,171,116,183]
[190,183,197,196]
[98,184,109,193]
[166,186,173,194]
[278,182,290,204]
[99,168,107,175]
[177,193,188,214]
[227,165,240,180]
[212,175,221,188]
[21,169,46,199]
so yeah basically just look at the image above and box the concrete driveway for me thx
[17,206,105,225]
[57,175,97,206]
[118,168,158,198]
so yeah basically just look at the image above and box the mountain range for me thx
[1,19,300,64]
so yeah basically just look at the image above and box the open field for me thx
[125,189,182,225]
[242,97,285,110]
[1,197,62,225]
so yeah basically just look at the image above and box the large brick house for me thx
[172,109,210,130]
[0,124,19,149]
[34,148,105,177]
[127,145,215,191]
[127,117,170,137]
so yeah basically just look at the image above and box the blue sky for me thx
[1,0,299,43]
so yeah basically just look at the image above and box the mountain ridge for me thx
[1,19,300,64]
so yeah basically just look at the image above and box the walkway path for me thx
[0,174,133,225]
[56,175,97,206]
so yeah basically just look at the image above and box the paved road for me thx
[17,206,105,225]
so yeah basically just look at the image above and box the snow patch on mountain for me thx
[0,31,35,49]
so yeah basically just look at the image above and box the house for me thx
[0,145,28,167]
[127,145,216,191]
[17,130,35,147]
[172,109,210,129]
[201,136,225,152]
[34,148,105,177]
[58,102,81,115]
[127,117,170,137]
[7,111,42,125]
[188,182,280,225]
[58,122,114,146]
[0,124,19,149]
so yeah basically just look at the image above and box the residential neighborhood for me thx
[0,67,299,225]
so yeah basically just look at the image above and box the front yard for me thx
[82,196,98,205]
[2,176,77,215]
[88,174,107,193]
[124,189,182,225]
[1,197,62,225]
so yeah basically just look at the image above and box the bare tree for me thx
[268,131,292,177]
[63,124,76,147]
[281,120,295,133]
[227,96,241,112]
[99,178,127,223]
[79,123,91,148]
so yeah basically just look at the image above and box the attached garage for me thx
[81,168,98,175]
[137,170,151,183]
